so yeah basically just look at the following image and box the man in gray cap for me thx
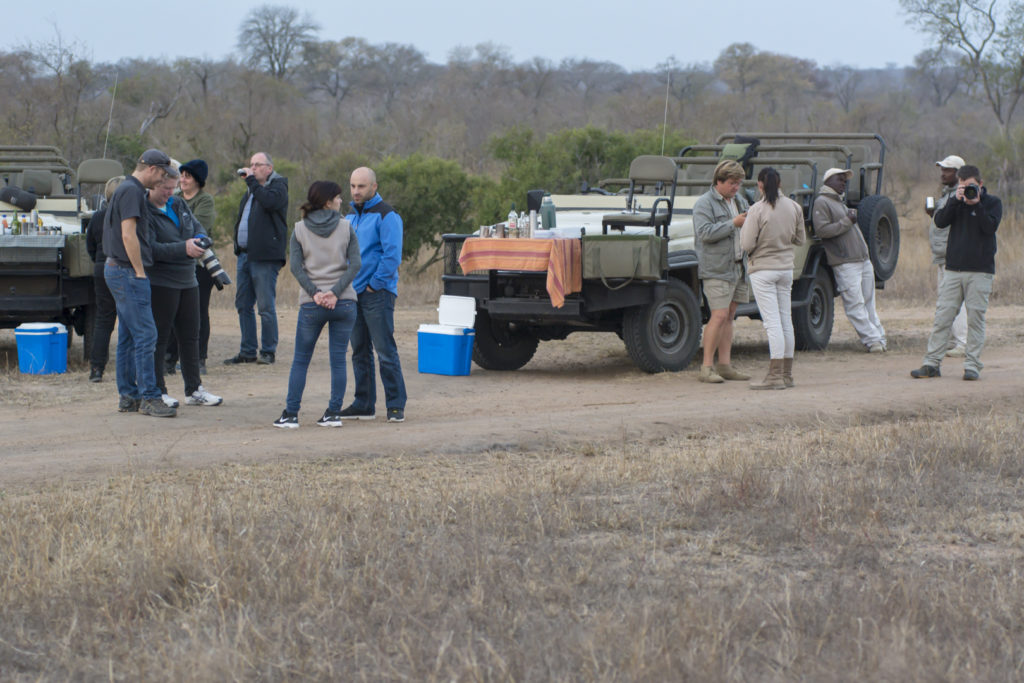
[101,149,179,417]
[811,168,886,352]
[926,155,967,357]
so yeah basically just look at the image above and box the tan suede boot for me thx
[749,359,786,390]
[698,365,724,383]
[782,357,794,388]
[715,363,750,381]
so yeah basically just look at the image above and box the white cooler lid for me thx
[437,295,476,328]
[16,322,66,333]
[418,324,474,335]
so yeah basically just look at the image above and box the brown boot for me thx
[749,359,786,390]
[715,363,750,381]
[698,365,724,383]
[782,357,794,388]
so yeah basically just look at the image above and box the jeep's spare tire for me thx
[856,194,899,281]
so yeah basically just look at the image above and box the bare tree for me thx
[237,5,319,80]
[901,0,1024,137]
[822,65,864,113]
[909,47,965,107]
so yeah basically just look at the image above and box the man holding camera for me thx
[927,155,968,357]
[812,168,886,353]
[912,164,1001,381]
[225,152,288,366]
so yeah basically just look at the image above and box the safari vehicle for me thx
[0,146,123,361]
[441,132,900,373]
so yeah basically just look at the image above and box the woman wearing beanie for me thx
[170,159,217,374]
[740,167,806,389]
[273,180,361,428]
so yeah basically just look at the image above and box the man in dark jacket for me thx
[224,152,288,365]
[911,164,1001,381]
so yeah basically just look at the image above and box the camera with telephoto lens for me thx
[193,234,232,290]
[963,183,980,201]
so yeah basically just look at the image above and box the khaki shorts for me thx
[703,274,748,310]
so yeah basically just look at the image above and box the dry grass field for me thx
[1,203,1023,680]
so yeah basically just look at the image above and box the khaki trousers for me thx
[923,270,993,373]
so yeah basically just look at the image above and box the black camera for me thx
[193,234,232,290]
[963,183,980,200]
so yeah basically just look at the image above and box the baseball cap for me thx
[822,168,854,183]
[139,148,178,177]
[936,155,965,169]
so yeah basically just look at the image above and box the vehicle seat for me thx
[601,155,678,237]
[21,170,58,197]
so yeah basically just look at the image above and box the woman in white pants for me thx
[740,167,807,389]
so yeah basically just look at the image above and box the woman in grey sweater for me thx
[273,180,361,428]
[740,167,806,390]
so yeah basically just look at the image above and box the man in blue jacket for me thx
[224,152,288,366]
[339,167,407,423]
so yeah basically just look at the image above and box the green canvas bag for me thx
[62,233,93,278]
[582,234,667,290]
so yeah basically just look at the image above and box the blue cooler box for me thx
[15,322,68,374]
[418,295,476,376]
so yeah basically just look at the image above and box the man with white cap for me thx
[926,155,967,356]
[811,168,886,352]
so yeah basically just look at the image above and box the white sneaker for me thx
[185,385,223,406]
[161,393,180,408]
[945,346,966,358]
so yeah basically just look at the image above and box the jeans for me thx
[350,289,407,411]
[90,261,117,370]
[937,265,967,349]
[152,285,201,396]
[104,264,160,400]
[234,252,280,356]
[285,300,357,414]
[833,259,886,348]
[749,269,794,359]
[923,270,993,373]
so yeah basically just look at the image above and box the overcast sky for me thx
[24,0,930,71]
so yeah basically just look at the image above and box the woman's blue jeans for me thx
[285,300,357,414]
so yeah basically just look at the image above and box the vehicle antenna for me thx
[660,67,670,156]
[103,72,119,159]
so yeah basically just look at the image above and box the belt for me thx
[105,258,131,268]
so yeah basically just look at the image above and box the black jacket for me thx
[934,186,1001,274]
[232,172,288,263]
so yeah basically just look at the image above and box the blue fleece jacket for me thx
[346,193,403,295]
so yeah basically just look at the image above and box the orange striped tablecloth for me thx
[458,237,582,308]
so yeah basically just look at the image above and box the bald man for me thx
[338,167,407,423]
[225,151,289,365]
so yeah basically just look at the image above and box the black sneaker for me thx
[273,410,299,429]
[139,397,177,418]
[89,366,103,383]
[118,395,140,412]
[963,369,979,381]
[257,351,276,365]
[387,408,405,423]
[338,405,376,420]
[224,353,258,365]
[910,365,941,379]
[316,410,343,428]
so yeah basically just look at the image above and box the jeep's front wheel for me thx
[472,311,539,371]
[793,269,834,350]
[622,278,701,373]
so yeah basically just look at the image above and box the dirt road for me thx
[2,303,1022,487]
